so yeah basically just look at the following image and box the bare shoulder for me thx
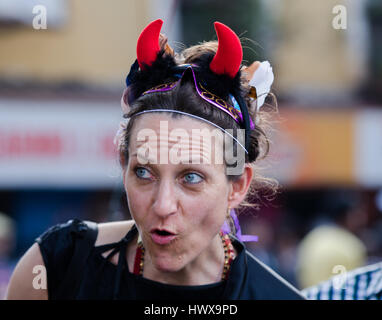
[6,242,48,300]
[95,219,136,247]
[5,220,136,300]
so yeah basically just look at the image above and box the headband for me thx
[126,19,254,151]
[117,19,274,157]
[115,20,273,243]
[128,109,248,154]
[141,66,255,130]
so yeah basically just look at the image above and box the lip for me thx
[150,228,177,245]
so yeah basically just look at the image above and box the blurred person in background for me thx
[296,190,367,290]
[299,190,382,300]
[5,20,304,300]
[0,212,16,300]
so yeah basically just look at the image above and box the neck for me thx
[142,233,226,286]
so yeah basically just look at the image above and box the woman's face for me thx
[123,113,232,273]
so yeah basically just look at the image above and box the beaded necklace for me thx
[133,231,235,281]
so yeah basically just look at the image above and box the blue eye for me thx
[183,173,203,184]
[135,167,151,179]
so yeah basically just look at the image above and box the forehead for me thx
[131,112,218,133]
[129,112,225,166]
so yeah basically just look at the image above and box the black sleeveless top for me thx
[35,219,305,300]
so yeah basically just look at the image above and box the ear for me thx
[227,164,253,209]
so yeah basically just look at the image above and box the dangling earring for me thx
[137,231,142,245]
[227,207,236,235]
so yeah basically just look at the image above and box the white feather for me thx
[248,61,274,110]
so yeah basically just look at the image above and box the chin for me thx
[152,255,185,273]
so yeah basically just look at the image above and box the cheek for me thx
[124,167,229,229]
[124,175,150,223]
[126,189,147,220]
[183,184,228,232]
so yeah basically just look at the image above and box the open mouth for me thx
[154,229,174,236]
[150,228,177,245]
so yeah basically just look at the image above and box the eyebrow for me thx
[131,152,159,164]
[130,153,216,167]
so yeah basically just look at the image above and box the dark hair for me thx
[119,42,278,209]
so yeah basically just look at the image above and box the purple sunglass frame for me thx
[142,66,255,130]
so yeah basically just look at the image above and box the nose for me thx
[152,179,178,219]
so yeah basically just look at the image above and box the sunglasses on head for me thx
[141,65,255,130]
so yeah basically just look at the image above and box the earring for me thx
[227,207,236,235]
[137,232,142,245]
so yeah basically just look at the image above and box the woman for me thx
[6,20,305,300]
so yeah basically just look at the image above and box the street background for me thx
[0,0,381,298]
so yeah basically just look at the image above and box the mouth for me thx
[150,228,177,245]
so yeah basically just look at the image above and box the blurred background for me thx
[1,0,382,298]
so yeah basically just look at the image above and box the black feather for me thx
[190,53,243,101]
[129,50,178,101]
[190,53,251,142]
[125,49,252,153]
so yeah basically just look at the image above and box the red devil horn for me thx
[209,22,243,78]
[136,19,163,70]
